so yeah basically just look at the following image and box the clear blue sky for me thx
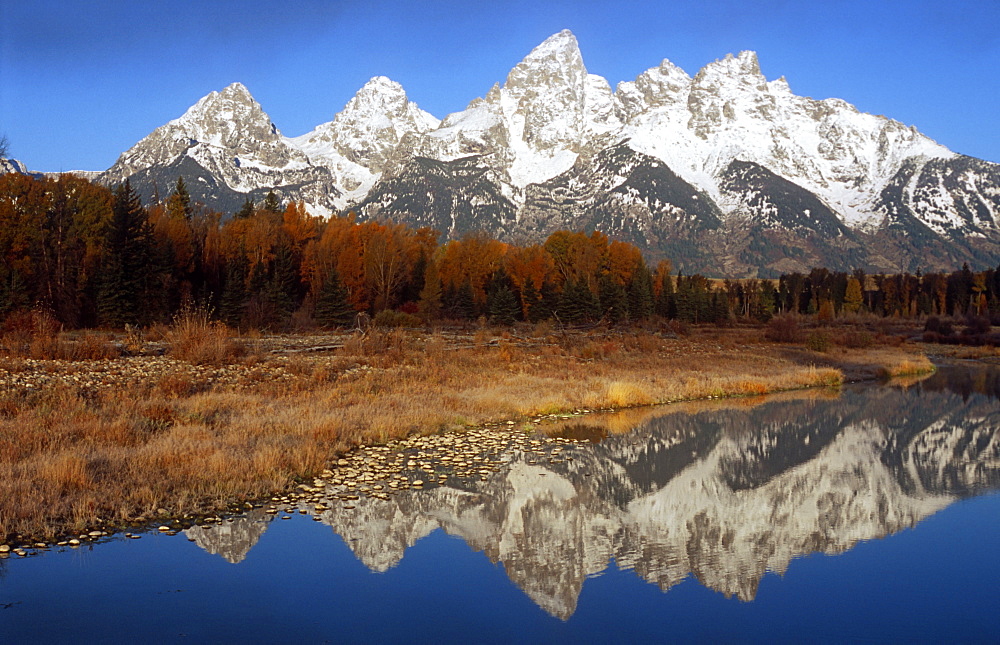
[2,0,998,172]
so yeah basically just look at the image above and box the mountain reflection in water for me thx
[188,365,1000,619]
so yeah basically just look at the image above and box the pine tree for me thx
[531,280,558,323]
[559,279,599,324]
[627,264,654,321]
[598,274,628,323]
[487,286,520,326]
[261,190,282,214]
[709,290,730,324]
[314,269,355,328]
[453,280,477,320]
[267,244,299,318]
[219,257,247,327]
[486,269,520,325]
[0,266,28,317]
[655,270,675,319]
[166,176,192,220]
[235,197,255,220]
[757,280,776,322]
[520,279,540,322]
[674,274,694,322]
[98,181,155,327]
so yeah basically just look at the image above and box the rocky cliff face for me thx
[188,371,1000,618]
[92,31,1000,274]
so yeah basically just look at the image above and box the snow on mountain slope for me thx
[410,30,621,192]
[289,76,439,207]
[101,82,339,212]
[621,51,955,227]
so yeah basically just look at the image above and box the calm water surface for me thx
[2,364,999,643]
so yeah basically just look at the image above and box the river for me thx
[1,364,998,642]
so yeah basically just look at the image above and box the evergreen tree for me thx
[533,280,559,323]
[655,270,675,319]
[709,290,730,324]
[674,274,695,322]
[167,176,192,220]
[558,279,599,324]
[98,181,155,327]
[314,269,355,328]
[485,268,520,325]
[453,280,477,320]
[487,286,520,326]
[441,282,457,319]
[520,279,540,322]
[627,264,654,321]
[244,261,275,328]
[235,197,255,220]
[598,274,628,323]
[219,256,247,327]
[757,280,776,322]
[0,266,28,317]
[401,252,427,305]
[266,244,299,319]
[261,190,282,214]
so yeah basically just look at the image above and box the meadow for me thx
[0,312,935,543]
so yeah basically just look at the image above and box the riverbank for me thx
[0,324,933,543]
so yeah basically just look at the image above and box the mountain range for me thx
[23,30,1000,276]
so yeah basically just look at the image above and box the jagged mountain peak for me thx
[343,76,424,117]
[218,81,254,100]
[182,82,269,122]
[317,74,439,136]
[519,29,581,65]
[616,58,692,116]
[697,51,763,81]
[289,75,438,187]
[505,29,587,94]
[167,82,280,149]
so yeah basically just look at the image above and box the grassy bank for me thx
[0,321,933,542]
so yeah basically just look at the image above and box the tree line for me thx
[2,172,1000,330]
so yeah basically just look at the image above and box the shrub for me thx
[964,315,991,336]
[70,333,121,360]
[372,309,421,328]
[765,315,801,343]
[806,331,831,353]
[2,309,59,358]
[166,305,244,366]
[839,330,875,349]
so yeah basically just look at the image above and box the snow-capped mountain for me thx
[102,82,340,213]
[91,30,1000,275]
[290,76,440,206]
[1,158,29,175]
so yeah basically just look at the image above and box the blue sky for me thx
[2,0,998,172]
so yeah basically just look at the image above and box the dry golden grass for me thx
[876,354,936,378]
[0,310,120,361]
[166,306,245,366]
[0,325,929,542]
